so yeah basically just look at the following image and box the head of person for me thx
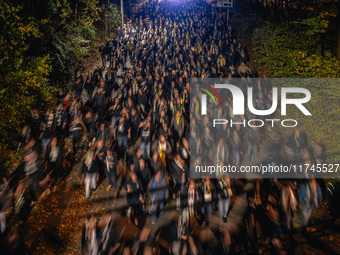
[139,158,145,170]
[295,128,300,138]
[152,151,159,164]
[130,171,137,182]
[50,137,58,148]
[159,134,166,144]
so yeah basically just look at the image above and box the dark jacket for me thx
[82,159,100,174]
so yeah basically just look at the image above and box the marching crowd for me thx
[0,0,333,254]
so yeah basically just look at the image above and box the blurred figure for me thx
[40,108,54,150]
[287,129,306,162]
[95,122,110,149]
[298,177,322,229]
[149,170,168,224]
[214,138,229,167]
[230,130,242,168]
[200,178,216,227]
[168,215,189,255]
[187,179,198,227]
[126,171,144,226]
[0,158,8,233]
[280,181,297,231]
[0,186,8,234]
[266,201,285,254]
[150,151,164,175]
[246,126,259,161]
[69,115,86,156]
[217,173,233,223]
[136,158,151,202]
[114,115,131,159]
[139,119,153,159]
[104,149,117,192]
[20,146,48,205]
[45,137,63,182]
[84,111,96,144]
[82,216,99,255]
[2,228,26,254]
[97,214,120,255]
[152,135,172,167]
[81,151,99,199]
[169,154,187,200]
[170,110,185,149]
[18,125,31,150]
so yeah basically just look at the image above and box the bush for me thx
[252,22,340,162]
[49,21,94,86]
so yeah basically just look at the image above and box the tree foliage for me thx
[247,1,340,162]
[0,0,121,163]
[0,1,53,158]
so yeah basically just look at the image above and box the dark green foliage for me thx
[49,20,95,86]
[0,0,120,166]
[242,1,340,162]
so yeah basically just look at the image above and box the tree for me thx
[0,0,121,165]
[246,0,340,162]
[257,0,339,56]
[0,0,52,158]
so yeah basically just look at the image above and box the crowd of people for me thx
[0,0,336,254]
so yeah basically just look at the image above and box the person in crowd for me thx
[100,44,108,68]
[97,214,121,255]
[130,108,141,143]
[149,170,167,224]
[287,129,306,162]
[95,139,106,179]
[246,126,260,161]
[40,108,55,150]
[114,115,131,159]
[30,109,42,141]
[298,177,323,230]
[237,62,250,77]
[214,137,229,168]
[74,70,84,99]
[170,110,185,149]
[69,115,86,156]
[169,154,187,200]
[217,172,233,223]
[0,158,9,234]
[126,171,144,226]
[152,134,172,166]
[139,119,153,159]
[19,145,49,205]
[93,88,107,122]
[230,130,242,169]
[84,111,96,144]
[109,97,123,129]
[81,151,100,199]
[95,122,110,148]
[104,149,118,192]
[280,181,297,233]
[150,151,164,175]
[168,215,189,255]
[200,178,216,227]
[45,137,63,182]
[2,228,27,254]
[135,158,151,198]
[82,216,99,255]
